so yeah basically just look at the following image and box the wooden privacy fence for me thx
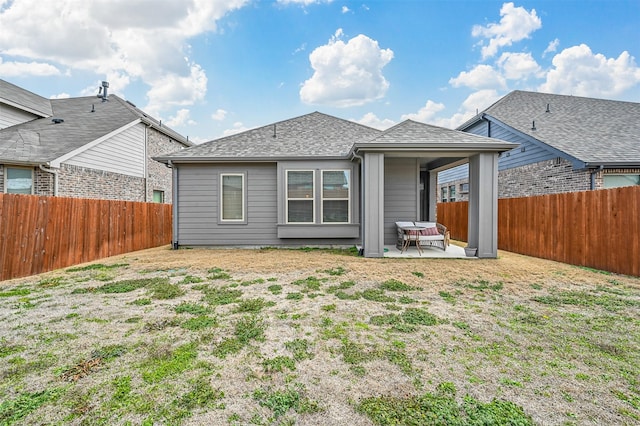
[0,194,172,281]
[437,186,640,277]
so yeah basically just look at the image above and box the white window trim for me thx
[321,169,350,224]
[4,166,34,194]
[220,173,245,222]
[285,169,315,224]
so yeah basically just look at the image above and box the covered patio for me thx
[351,120,516,259]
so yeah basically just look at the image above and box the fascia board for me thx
[0,98,50,118]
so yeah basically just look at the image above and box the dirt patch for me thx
[1,245,639,425]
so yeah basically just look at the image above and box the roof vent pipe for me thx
[545,103,550,113]
[97,81,109,102]
[531,120,536,131]
[273,124,277,138]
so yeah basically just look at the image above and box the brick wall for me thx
[145,127,184,203]
[498,158,592,198]
[57,164,146,200]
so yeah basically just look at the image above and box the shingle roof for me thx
[0,79,53,117]
[361,119,517,146]
[157,112,381,161]
[0,94,190,165]
[477,90,640,164]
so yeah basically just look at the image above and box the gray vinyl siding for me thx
[176,162,360,247]
[384,157,418,244]
[177,163,278,246]
[65,123,145,177]
[0,104,39,129]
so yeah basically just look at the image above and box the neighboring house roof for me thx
[0,79,53,117]
[461,90,640,166]
[155,112,381,162]
[0,93,191,166]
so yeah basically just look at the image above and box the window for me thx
[322,170,350,223]
[286,170,314,223]
[5,167,33,194]
[220,173,245,221]
[603,174,640,189]
[152,190,164,203]
[460,182,469,193]
[449,185,456,202]
[441,187,447,202]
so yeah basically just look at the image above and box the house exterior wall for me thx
[498,158,592,197]
[0,104,39,129]
[57,164,146,200]
[384,157,418,245]
[146,127,185,203]
[175,162,361,247]
[64,123,145,177]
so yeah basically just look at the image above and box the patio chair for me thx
[395,221,450,251]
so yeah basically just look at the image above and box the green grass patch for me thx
[37,277,66,288]
[291,276,326,292]
[201,286,243,305]
[379,279,415,292]
[97,277,167,294]
[147,282,185,300]
[253,384,321,418]
[0,388,64,424]
[439,291,457,304]
[240,278,266,286]
[358,382,533,425]
[267,284,283,295]
[286,292,304,300]
[327,281,356,293]
[321,266,346,276]
[411,271,424,278]
[141,342,198,383]
[285,338,315,361]
[181,315,218,331]
[234,298,270,313]
[0,288,31,298]
[534,290,640,312]
[130,298,152,306]
[402,308,438,326]
[207,267,231,280]
[179,275,204,284]
[175,302,211,315]
[66,263,128,272]
[262,355,296,373]
[362,289,395,303]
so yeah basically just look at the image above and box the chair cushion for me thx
[415,221,436,228]
[395,221,415,228]
[420,226,440,236]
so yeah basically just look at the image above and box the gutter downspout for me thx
[351,151,365,256]
[169,160,179,250]
[590,165,604,190]
[39,164,59,196]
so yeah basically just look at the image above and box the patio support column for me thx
[468,153,499,258]
[363,152,385,257]
[428,171,438,222]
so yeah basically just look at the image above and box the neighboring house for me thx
[438,90,640,202]
[155,112,515,258]
[0,79,192,202]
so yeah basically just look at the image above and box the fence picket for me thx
[438,186,640,277]
[0,194,172,281]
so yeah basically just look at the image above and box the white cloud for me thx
[300,29,394,107]
[472,2,541,59]
[539,44,640,97]
[449,64,507,90]
[145,64,208,117]
[223,122,250,136]
[211,109,228,121]
[165,108,196,127]
[0,57,60,76]
[277,0,333,5]
[354,112,395,130]
[0,0,247,114]
[341,6,350,13]
[497,52,541,80]
[543,38,559,57]
[401,100,446,122]
[50,93,70,99]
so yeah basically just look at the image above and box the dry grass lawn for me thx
[1,245,639,425]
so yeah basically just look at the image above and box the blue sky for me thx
[1,0,639,143]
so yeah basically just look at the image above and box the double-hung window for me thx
[220,173,245,222]
[5,167,33,194]
[286,170,314,223]
[321,170,350,223]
